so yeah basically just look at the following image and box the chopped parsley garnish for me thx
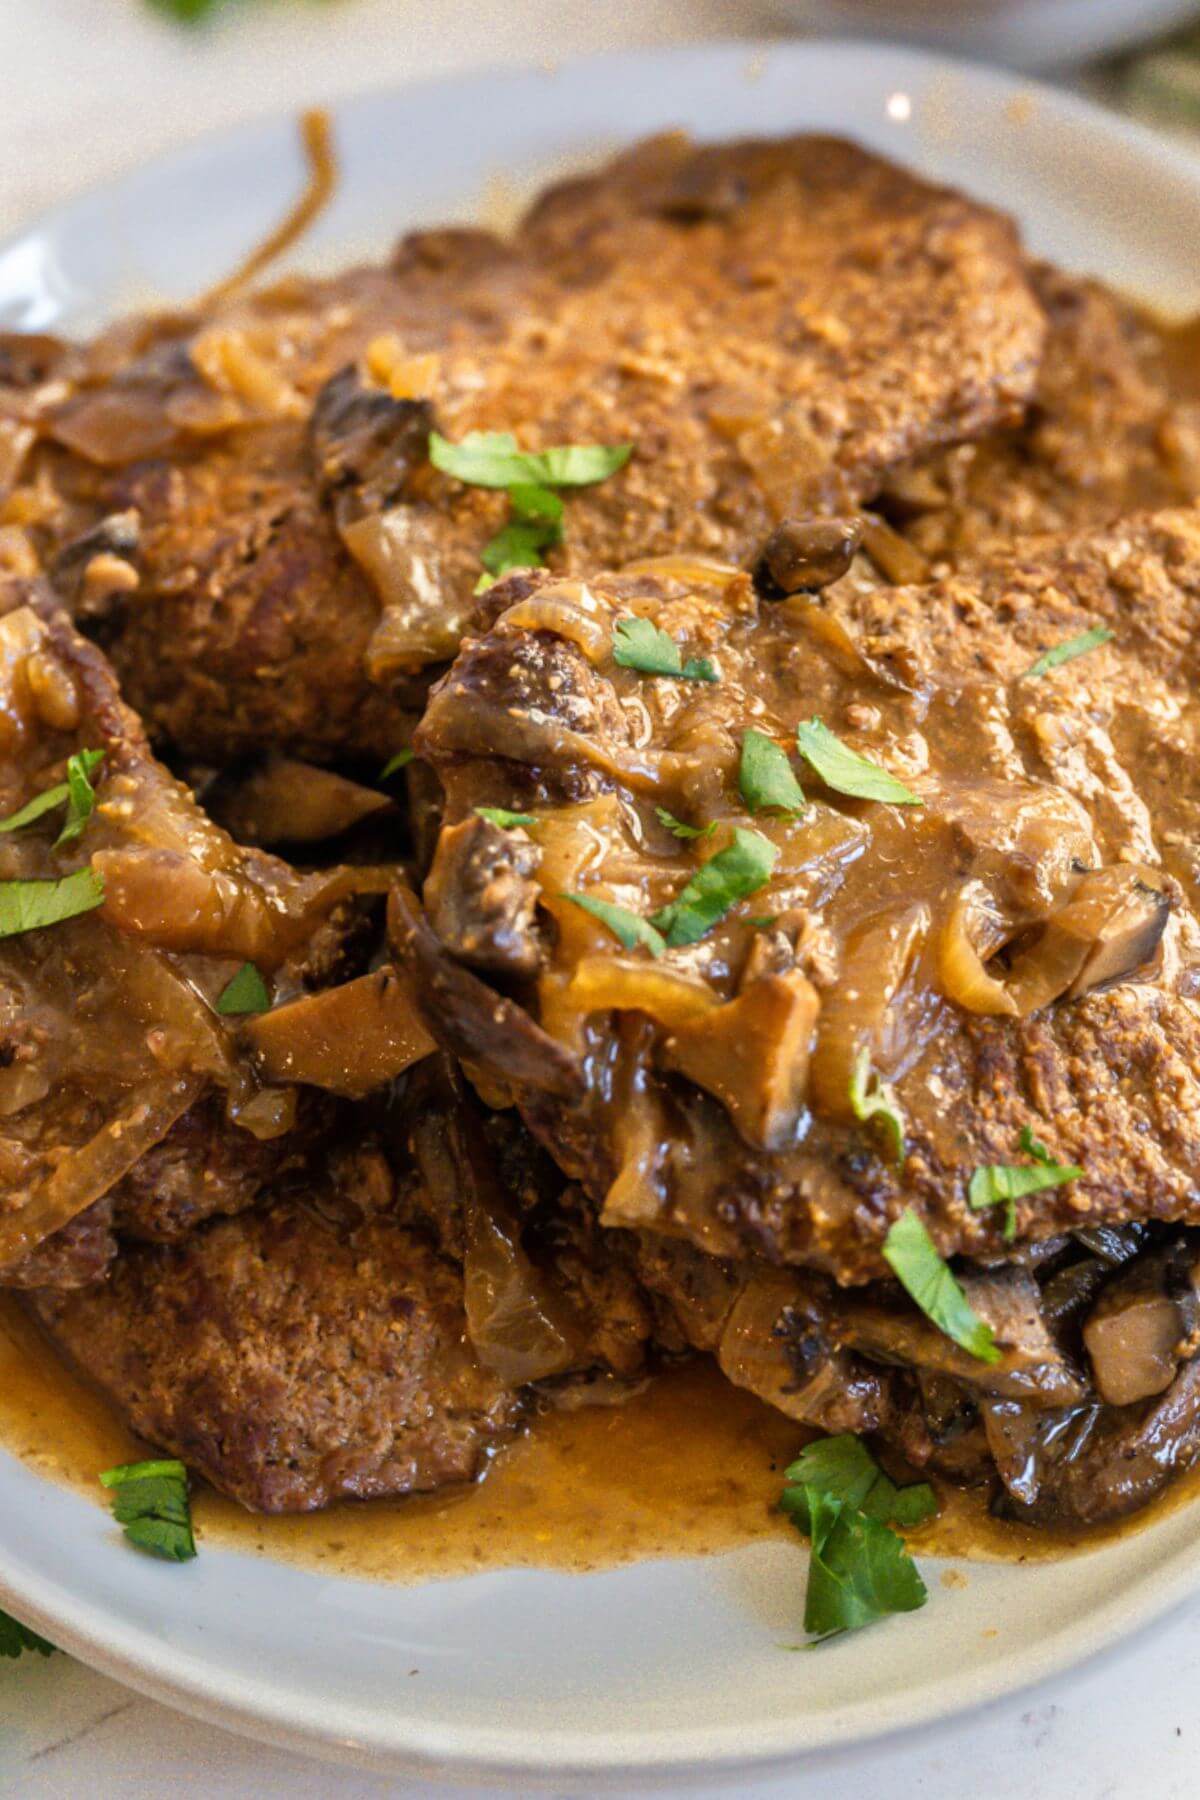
[0,867,105,941]
[783,1435,938,1531]
[476,483,563,591]
[216,961,271,1017]
[431,431,630,589]
[883,1209,1000,1365]
[968,1126,1083,1240]
[0,748,104,847]
[739,729,806,815]
[781,1436,934,1641]
[848,1047,905,1167]
[379,749,415,780]
[650,828,777,947]
[565,893,666,958]
[795,718,921,806]
[1024,626,1114,680]
[429,431,631,490]
[475,805,537,829]
[611,617,717,684]
[0,1609,54,1659]
[655,805,716,841]
[99,1459,196,1562]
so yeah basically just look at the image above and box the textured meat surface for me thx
[886,268,1200,566]
[32,1187,525,1512]
[12,133,1044,759]
[405,509,1200,1283]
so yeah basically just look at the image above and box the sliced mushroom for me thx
[424,813,543,978]
[1005,864,1171,1014]
[829,1268,1088,1407]
[1083,1243,1200,1407]
[753,515,861,597]
[716,1269,891,1436]
[660,968,820,1151]
[213,753,392,846]
[244,966,436,1097]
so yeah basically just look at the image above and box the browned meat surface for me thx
[404,510,1200,1284]
[883,268,1200,566]
[31,1181,525,1512]
[0,1095,330,1289]
[0,575,398,1283]
[3,134,1044,760]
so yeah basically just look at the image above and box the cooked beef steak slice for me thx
[0,577,393,1283]
[885,267,1200,567]
[12,134,1044,758]
[31,1180,525,1513]
[403,510,1200,1282]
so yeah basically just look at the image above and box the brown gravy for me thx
[3,1293,1192,1586]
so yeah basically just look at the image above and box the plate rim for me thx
[3,34,1200,1781]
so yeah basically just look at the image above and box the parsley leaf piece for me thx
[611,617,717,683]
[0,783,68,836]
[56,749,106,847]
[655,805,716,841]
[650,828,778,947]
[0,1608,54,1659]
[780,1435,937,1533]
[565,893,666,958]
[216,961,271,1017]
[479,482,564,582]
[795,718,921,806]
[429,430,631,490]
[475,806,537,829]
[848,1047,906,1167]
[0,748,104,842]
[1024,626,1114,680]
[883,1209,1000,1365]
[739,728,806,815]
[969,1128,1083,1240]
[800,1489,929,1641]
[0,868,105,941]
[99,1458,196,1563]
[147,0,221,20]
[379,749,415,780]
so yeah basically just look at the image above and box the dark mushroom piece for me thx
[1004,864,1172,1014]
[826,1267,1089,1408]
[1082,1241,1200,1407]
[752,515,862,597]
[424,813,544,978]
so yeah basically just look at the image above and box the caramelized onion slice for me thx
[499,585,610,664]
[564,956,718,1029]
[215,754,391,846]
[243,966,435,1097]
[938,881,1018,1017]
[0,1074,202,1271]
[810,903,930,1119]
[463,1200,583,1384]
[95,848,391,967]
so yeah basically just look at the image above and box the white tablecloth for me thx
[0,5,1196,1795]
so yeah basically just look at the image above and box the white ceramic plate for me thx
[2,38,1200,1785]
[770,1,1200,73]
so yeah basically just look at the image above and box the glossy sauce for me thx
[3,1294,1194,1585]
[4,311,1200,1589]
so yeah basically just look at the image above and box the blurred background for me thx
[2,0,1200,240]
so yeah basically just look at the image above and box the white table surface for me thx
[0,4,1198,1795]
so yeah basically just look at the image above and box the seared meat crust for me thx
[32,1186,524,1512]
[16,133,1044,759]
[405,509,1200,1283]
